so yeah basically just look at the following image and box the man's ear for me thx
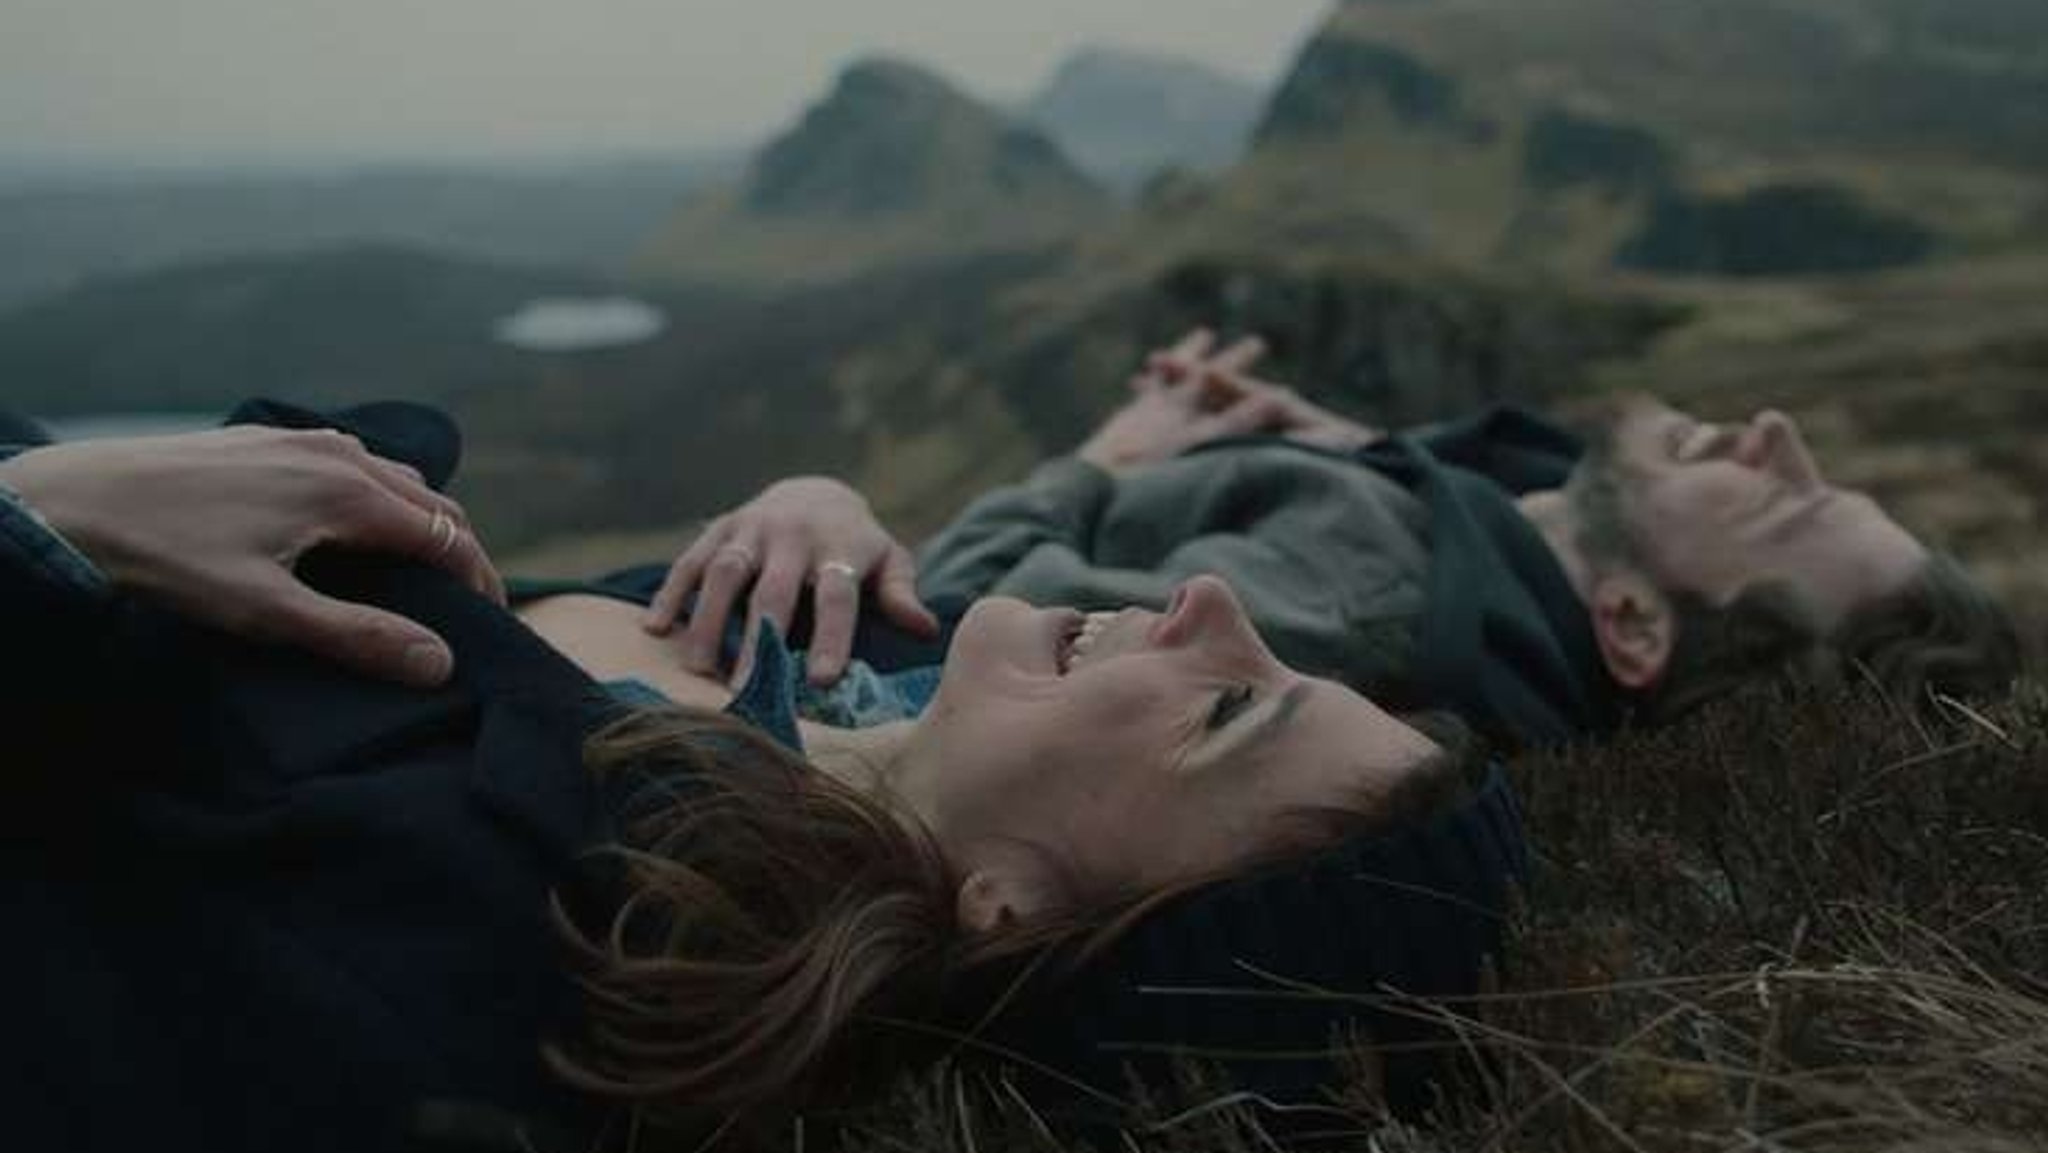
[1589,571,1676,690]
[955,864,1058,935]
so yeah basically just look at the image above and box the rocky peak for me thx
[1252,3,1489,148]
[746,56,1104,217]
[1024,47,1264,190]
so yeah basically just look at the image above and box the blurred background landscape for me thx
[9,6,2048,1148]
[3,0,2043,628]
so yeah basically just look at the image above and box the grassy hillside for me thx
[1315,0,2048,171]
[1143,0,2048,284]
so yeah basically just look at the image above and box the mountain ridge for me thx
[639,57,1108,289]
[1023,47,1266,193]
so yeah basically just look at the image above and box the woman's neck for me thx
[512,592,923,796]
[798,718,917,798]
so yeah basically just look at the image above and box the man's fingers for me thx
[1201,392,1290,441]
[1166,328,1215,363]
[804,559,866,686]
[1193,369,1253,411]
[681,538,758,675]
[646,521,726,635]
[876,545,940,638]
[256,581,455,689]
[1210,335,1267,375]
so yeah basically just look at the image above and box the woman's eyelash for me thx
[1207,684,1256,732]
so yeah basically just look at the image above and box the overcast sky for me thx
[1,0,1334,166]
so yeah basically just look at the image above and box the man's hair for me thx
[1642,552,2022,721]
[1828,551,2023,705]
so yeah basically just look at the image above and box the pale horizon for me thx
[2,1,1333,171]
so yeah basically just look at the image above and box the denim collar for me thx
[722,622,806,754]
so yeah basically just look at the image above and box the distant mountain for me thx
[640,58,1109,288]
[0,153,744,311]
[1254,32,1484,147]
[1022,48,1266,193]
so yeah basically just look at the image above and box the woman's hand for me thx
[643,477,940,687]
[0,426,504,687]
[1078,329,1287,472]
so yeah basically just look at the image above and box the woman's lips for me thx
[1060,611,1123,673]
[1052,609,1085,675]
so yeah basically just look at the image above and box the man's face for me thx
[1583,395,1927,631]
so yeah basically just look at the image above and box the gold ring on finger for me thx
[428,510,459,559]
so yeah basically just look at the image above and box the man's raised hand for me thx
[1079,329,1289,472]
[1136,328,1385,454]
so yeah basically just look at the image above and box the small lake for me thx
[492,296,668,353]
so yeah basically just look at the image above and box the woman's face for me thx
[894,575,1442,920]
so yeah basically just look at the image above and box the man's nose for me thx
[1740,411,1823,489]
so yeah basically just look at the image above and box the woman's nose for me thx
[1149,575,1243,647]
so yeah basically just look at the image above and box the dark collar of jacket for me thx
[200,398,612,859]
[1189,405,1620,746]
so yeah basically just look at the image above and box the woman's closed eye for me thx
[1207,684,1256,732]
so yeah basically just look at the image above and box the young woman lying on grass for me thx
[0,402,1513,1153]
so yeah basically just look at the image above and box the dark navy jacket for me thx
[2,403,612,1153]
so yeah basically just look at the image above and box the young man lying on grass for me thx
[665,329,2022,753]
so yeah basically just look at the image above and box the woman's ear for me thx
[955,864,1057,935]
[1590,571,1676,690]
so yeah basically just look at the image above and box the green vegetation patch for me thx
[1617,185,1937,277]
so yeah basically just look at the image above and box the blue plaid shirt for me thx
[607,622,944,754]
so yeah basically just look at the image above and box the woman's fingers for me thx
[248,571,456,689]
[875,544,940,638]
[645,519,728,636]
[306,433,504,605]
[803,559,867,687]
[678,535,760,675]
[328,479,499,608]
[734,546,808,687]
[362,459,504,604]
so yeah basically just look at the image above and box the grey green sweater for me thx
[916,407,1618,747]
[919,444,1431,696]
